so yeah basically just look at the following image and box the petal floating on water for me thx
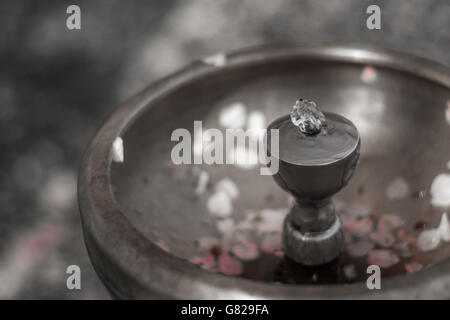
[215,178,239,200]
[346,239,374,257]
[112,137,124,163]
[203,53,226,67]
[377,214,405,232]
[417,228,441,251]
[343,217,374,234]
[343,264,357,280]
[438,212,450,242]
[207,191,233,218]
[370,232,396,248]
[430,173,450,207]
[367,249,400,268]
[386,177,409,200]
[218,102,246,129]
[361,66,378,84]
[261,234,282,254]
[404,262,423,273]
[219,252,243,276]
[232,242,260,261]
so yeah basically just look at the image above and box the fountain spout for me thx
[290,99,327,135]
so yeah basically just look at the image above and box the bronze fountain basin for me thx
[78,45,450,299]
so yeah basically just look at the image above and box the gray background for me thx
[0,0,448,299]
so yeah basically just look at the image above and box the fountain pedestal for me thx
[267,101,360,266]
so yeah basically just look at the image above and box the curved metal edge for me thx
[78,44,450,299]
[266,113,361,167]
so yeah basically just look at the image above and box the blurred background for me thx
[0,0,448,299]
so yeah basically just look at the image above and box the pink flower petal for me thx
[274,250,285,258]
[361,66,377,84]
[377,214,405,232]
[393,240,413,258]
[370,232,396,248]
[343,264,357,280]
[344,217,374,234]
[343,231,354,244]
[256,208,287,233]
[367,249,399,268]
[156,241,169,252]
[190,253,216,269]
[232,242,260,261]
[404,262,423,273]
[397,229,417,246]
[261,234,282,254]
[196,237,220,250]
[346,239,374,257]
[219,252,243,276]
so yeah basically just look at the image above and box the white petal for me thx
[361,66,378,84]
[215,178,239,200]
[386,177,409,200]
[219,102,247,129]
[417,228,441,251]
[216,218,234,235]
[247,111,266,140]
[195,170,209,195]
[438,213,450,242]
[207,191,233,218]
[430,174,450,207]
[202,53,226,67]
[112,137,124,163]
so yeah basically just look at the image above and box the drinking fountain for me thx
[267,99,360,265]
[78,45,450,299]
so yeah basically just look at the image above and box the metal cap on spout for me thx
[267,99,360,266]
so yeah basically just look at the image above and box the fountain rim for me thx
[78,44,450,299]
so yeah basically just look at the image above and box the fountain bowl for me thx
[78,45,450,299]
